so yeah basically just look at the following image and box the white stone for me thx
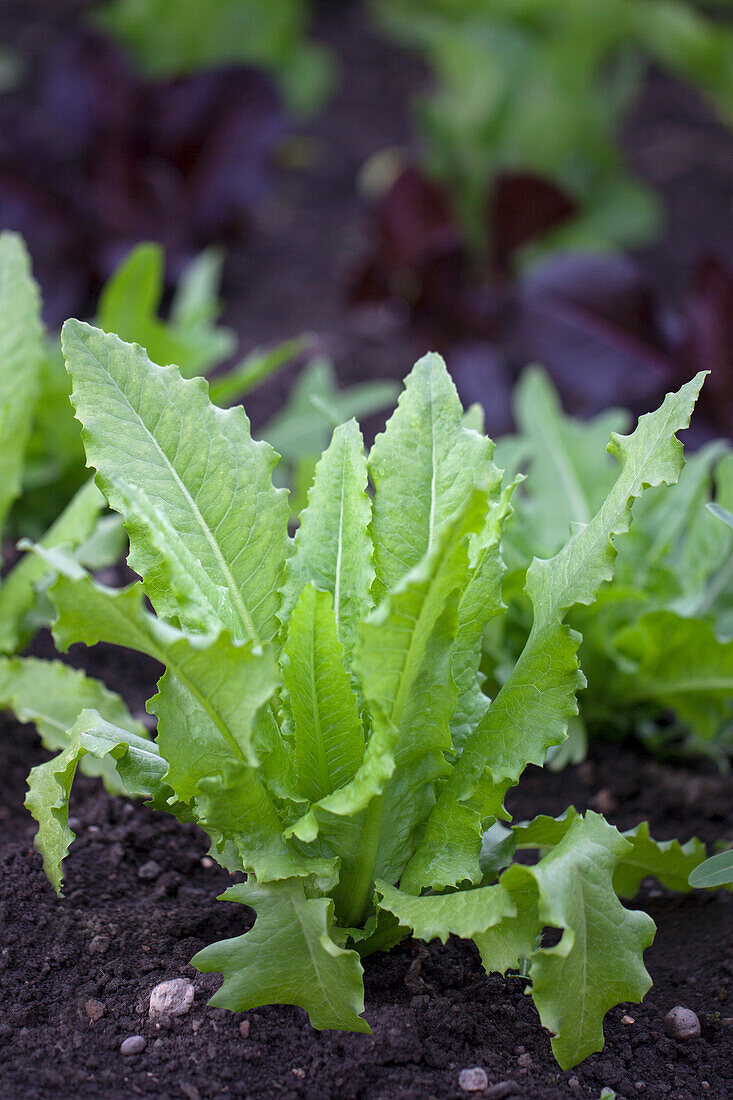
[459,1067,489,1092]
[149,978,195,1019]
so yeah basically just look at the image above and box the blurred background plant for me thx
[369,0,733,260]
[351,0,733,437]
[90,0,335,118]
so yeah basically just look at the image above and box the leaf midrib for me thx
[78,343,261,646]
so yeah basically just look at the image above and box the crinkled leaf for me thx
[61,320,289,645]
[280,584,364,802]
[613,609,733,742]
[25,710,168,893]
[375,879,515,944]
[501,813,655,1070]
[0,479,105,654]
[368,352,500,601]
[403,373,706,892]
[0,655,144,793]
[192,878,370,1033]
[613,821,708,899]
[513,809,708,898]
[281,420,373,658]
[0,231,44,538]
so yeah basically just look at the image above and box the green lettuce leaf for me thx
[368,352,500,600]
[513,810,707,897]
[519,813,655,1070]
[0,655,144,792]
[0,479,105,654]
[25,709,169,893]
[97,242,235,379]
[280,583,365,802]
[375,879,515,942]
[0,231,45,539]
[61,321,290,645]
[612,609,733,742]
[192,878,370,1033]
[403,373,706,892]
[281,420,374,659]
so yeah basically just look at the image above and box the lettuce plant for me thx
[0,231,151,788]
[493,368,733,765]
[372,0,733,257]
[27,327,710,1067]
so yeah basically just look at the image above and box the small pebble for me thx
[120,1035,146,1056]
[663,1006,701,1041]
[622,1015,635,1025]
[149,978,195,1019]
[239,1019,250,1038]
[200,857,214,869]
[138,860,161,881]
[459,1067,488,1092]
[85,999,105,1022]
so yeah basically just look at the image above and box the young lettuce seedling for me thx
[26,325,710,1067]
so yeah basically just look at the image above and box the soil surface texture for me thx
[1,640,731,1100]
[2,3,733,1099]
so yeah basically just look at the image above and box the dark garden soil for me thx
[1,641,731,1100]
[2,4,733,1099]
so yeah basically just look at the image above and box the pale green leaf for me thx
[61,320,290,645]
[613,609,733,741]
[375,879,515,943]
[281,584,364,802]
[613,821,708,898]
[450,480,517,751]
[97,243,235,378]
[403,374,706,892]
[689,849,733,888]
[0,479,105,654]
[0,231,44,538]
[192,878,370,1033]
[368,352,500,600]
[38,550,277,780]
[38,546,331,883]
[25,710,169,893]
[208,336,306,407]
[514,809,708,899]
[512,367,629,556]
[0,655,144,792]
[281,420,373,658]
[521,813,655,1070]
[261,358,398,467]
